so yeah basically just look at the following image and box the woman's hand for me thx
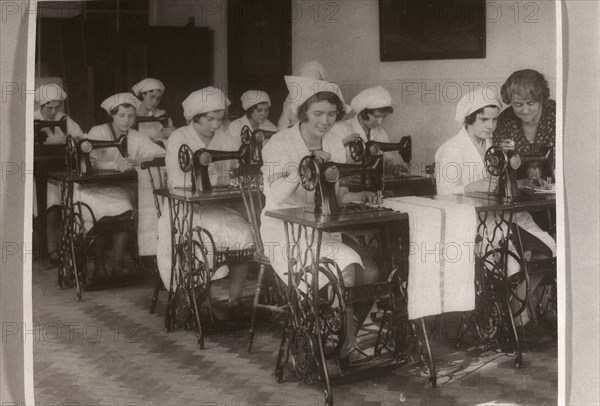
[341,191,379,204]
[311,150,331,164]
[120,159,136,173]
[465,178,495,193]
[342,133,363,146]
[161,126,175,138]
[390,163,408,177]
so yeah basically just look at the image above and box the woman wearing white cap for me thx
[227,90,278,143]
[261,75,380,365]
[160,87,254,319]
[329,85,407,175]
[34,83,85,263]
[81,92,165,283]
[34,83,84,144]
[435,87,555,328]
[277,60,327,130]
[131,78,175,145]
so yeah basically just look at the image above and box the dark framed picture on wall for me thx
[379,0,486,61]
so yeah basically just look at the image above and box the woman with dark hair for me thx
[227,90,278,144]
[260,75,379,364]
[83,93,165,282]
[132,78,175,145]
[161,87,255,319]
[493,69,556,182]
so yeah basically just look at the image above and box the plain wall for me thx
[148,0,228,89]
[292,0,557,166]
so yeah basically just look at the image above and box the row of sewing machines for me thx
[36,117,555,406]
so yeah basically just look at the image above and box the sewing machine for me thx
[177,143,251,193]
[34,116,68,144]
[66,134,128,176]
[240,125,277,166]
[132,114,170,130]
[484,141,554,198]
[298,154,385,216]
[349,136,412,165]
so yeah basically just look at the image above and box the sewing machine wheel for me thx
[240,125,252,144]
[481,249,528,317]
[484,146,507,177]
[348,140,365,162]
[290,327,317,381]
[299,156,318,191]
[254,130,266,144]
[474,293,502,344]
[79,140,93,154]
[178,144,193,173]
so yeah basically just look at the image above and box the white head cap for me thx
[455,87,502,124]
[35,84,67,106]
[182,87,231,120]
[284,75,351,118]
[293,60,326,80]
[131,78,165,97]
[240,90,271,111]
[350,86,392,114]
[100,93,141,114]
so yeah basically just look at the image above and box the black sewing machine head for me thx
[348,136,412,165]
[484,140,554,198]
[65,134,128,176]
[298,155,384,216]
[132,114,170,131]
[177,143,251,193]
[240,125,277,166]
[34,116,68,145]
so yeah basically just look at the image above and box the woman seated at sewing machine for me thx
[329,85,407,177]
[260,75,380,365]
[227,90,278,144]
[82,92,165,283]
[162,87,254,320]
[34,84,85,263]
[132,78,175,146]
[435,88,556,328]
[493,69,555,188]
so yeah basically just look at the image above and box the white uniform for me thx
[227,115,277,144]
[34,110,84,144]
[33,111,85,217]
[76,124,164,232]
[260,123,363,285]
[156,124,254,287]
[329,115,405,171]
[435,127,556,256]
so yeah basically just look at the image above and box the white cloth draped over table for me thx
[382,196,477,320]
[329,115,406,171]
[156,124,254,289]
[226,115,278,145]
[435,127,556,257]
[259,123,363,288]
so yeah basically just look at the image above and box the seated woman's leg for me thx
[228,262,250,317]
[46,206,62,262]
[113,230,132,274]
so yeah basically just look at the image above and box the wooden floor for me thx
[33,259,558,405]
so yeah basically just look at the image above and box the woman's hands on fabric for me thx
[341,191,378,204]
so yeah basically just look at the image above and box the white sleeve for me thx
[165,131,188,189]
[434,144,466,195]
